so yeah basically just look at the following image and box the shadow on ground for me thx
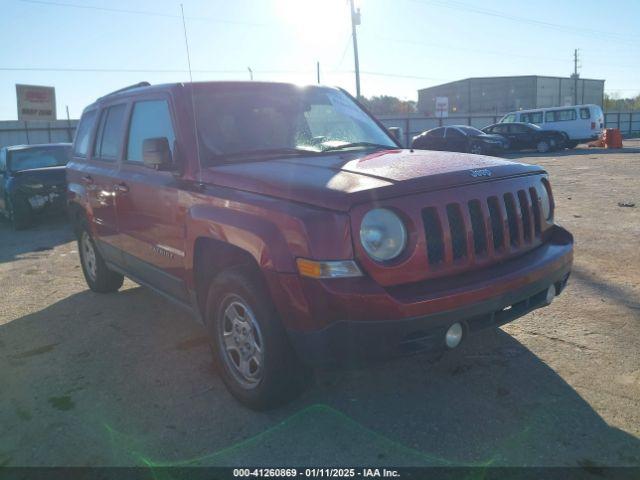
[0,214,73,264]
[1,286,639,468]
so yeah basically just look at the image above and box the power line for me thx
[411,0,640,44]
[18,0,268,27]
[0,66,311,74]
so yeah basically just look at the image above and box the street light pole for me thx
[349,0,361,98]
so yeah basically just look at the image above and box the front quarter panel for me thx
[183,185,354,287]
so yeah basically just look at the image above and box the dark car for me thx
[0,143,71,229]
[67,81,572,409]
[482,122,565,153]
[411,125,509,155]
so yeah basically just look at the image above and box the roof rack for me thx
[98,81,150,100]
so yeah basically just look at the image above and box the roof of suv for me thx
[91,80,326,106]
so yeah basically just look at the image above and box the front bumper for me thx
[288,266,570,366]
[272,225,573,366]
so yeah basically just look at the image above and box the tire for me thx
[77,222,124,293]
[536,140,550,153]
[205,264,310,410]
[566,141,579,149]
[8,195,32,230]
[468,142,484,155]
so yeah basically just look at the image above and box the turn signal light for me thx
[296,258,362,279]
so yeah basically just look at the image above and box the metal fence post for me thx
[405,117,410,148]
[618,112,621,131]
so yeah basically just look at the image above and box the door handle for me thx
[113,182,129,193]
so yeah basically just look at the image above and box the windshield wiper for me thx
[321,142,395,152]
[210,147,322,163]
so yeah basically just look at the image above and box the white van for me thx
[500,104,604,148]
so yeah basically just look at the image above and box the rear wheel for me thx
[206,264,310,410]
[8,195,32,230]
[469,142,484,155]
[77,224,124,293]
[536,140,550,153]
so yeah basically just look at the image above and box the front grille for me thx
[423,187,543,268]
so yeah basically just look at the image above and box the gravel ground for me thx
[0,142,639,468]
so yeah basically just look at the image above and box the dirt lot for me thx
[1,142,639,468]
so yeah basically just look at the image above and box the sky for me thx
[0,0,639,119]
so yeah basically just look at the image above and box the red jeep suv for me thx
[67,81,573,409]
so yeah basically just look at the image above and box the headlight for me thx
[540,181,553,222]
[360,208,407,262]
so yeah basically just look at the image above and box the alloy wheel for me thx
[218,295,264,389]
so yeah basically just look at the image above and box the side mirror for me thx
[388,127,402,144]
[142,137,172,170]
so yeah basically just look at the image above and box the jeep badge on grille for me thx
[469,168,492,177]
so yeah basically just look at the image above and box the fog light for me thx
[545,284,557,305]
[445,322,463,349]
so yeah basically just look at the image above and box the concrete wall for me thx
[0,119,78,149]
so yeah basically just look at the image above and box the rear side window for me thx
[521,111,543,124]
[580,107,590,119]
[73,110,97,157]
[546,109,576,122]
[427,127,445,138]
[93,104,127,161]
[126,100,175,163]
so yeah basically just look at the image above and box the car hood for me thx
[202,149,544,211]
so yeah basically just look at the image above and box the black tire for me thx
[468,142,484,155]
[205,264,310,410]
[77,221,124,293]
[8,195,32,230]
[536,139,550,153]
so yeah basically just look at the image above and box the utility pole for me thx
[248,67,253,81]
[572,49,579,105]
[349,0,361,98]
[317,61,320,84]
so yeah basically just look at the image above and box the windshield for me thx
[8,146,70,171]
[194,85,397,163]
[456,126,485,136]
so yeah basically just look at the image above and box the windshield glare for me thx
[194,86,396,162]
[8,147,70,171]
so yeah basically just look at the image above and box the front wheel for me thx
[77,225,124,293]
[8,195,32,230]
[206,265,310,410]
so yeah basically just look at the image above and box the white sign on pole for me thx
[16,84,57,121]
[435,96,449,118]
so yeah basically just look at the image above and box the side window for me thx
[427,127,445,138]
[580,107,590,119]
[126,100,176,163]
[446,128,464,138]
[73,110,97,157]
[93,104,127,161]
[502,114,516,123]
[548,109,576,122]
[494,125,508,134]
[529,111,543,124]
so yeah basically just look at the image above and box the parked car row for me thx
[411,104,604,154]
